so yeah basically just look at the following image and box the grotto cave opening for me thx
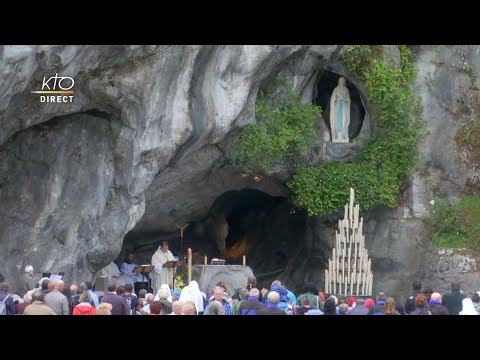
[121,188,308,289]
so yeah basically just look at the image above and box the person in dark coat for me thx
[346,298,369,315]
[323,297,337,315]
[428,293,450,315]
[368,292,386,315]
[404,280,422,314]
[257,291,287,315]
[239,288,265,315]
[100,282,129,315]
[442,281,466,315]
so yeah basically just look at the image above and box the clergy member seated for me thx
[119,252,145,295]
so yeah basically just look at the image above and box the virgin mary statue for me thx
[329,77,351,143]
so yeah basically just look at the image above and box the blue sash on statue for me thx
[336,99,343,133]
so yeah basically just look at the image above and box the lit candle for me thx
[243,255,246,266]
[204,255,207,265]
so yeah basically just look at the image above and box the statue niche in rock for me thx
[330,76,351,143]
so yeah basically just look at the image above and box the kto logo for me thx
[31,73,74,103]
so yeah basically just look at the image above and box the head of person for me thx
[146,294,155,304]
[42,279,50,291]
[338,303,349,315]
[79,291,92,304]
[240,288,250,301]
[0,282,11,292]
[107,282,117,293]
[205,300,225,315]
[422,287,433,299]
[160,241,169,253]
[171,290,181,301]
[70,284,78,295]
[355,298,365,307]
[32,291,45,303]
[171,300,184,315]
[383,297,397,314]
[55,280,65,292]
[413,280,422,291]
[157,287,170,301]
[24,265,34,277]
[139,289,147,299]
[376,292,386,303]
[48,281,57,292]
[24,290,34,303]
[431,292,442,302]
[300,295,310,307]
[323,297,337,314]
[125,284,134,293]
[125,252,134,264]
[135,299,144,312]
[116,286,125,295]
[472,292,480,303]
[364,298,375,309]
[247,275,256,286]
[39,277,49,288]
[414,294,428,308]
[338,76,346,86]
[347,297,356,307]
[451,281,461,291]
[249,288,260,299]
[97,302,112,315]
[329,295,338,305]
[213,286,224,302]
[216,281,228,293]
[78,283,88,294]
[271,280,282,288]
[150,301,162,315]
[85,281,93,291]
[181,300,196,315]
[267,291,280,305]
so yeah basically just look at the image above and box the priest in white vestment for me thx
[151,241,175,295]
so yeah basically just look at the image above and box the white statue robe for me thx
[150,249,175,295]
[330,77,351,143]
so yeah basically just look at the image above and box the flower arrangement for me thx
[174,272,186,291]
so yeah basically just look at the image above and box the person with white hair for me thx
[15,290,34,315]
[143,293,154,314]
[20,265,37,296]
[204,300,225,315]
[169,300,184,315]
[459,298,479,315]
[44,280,69,315]
[154,284,172,314]
[257,291,287,315]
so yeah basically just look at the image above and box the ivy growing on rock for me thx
[232,81,321,173]
[428,196,480,251]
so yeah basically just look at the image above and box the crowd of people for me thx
[1,265,480,315]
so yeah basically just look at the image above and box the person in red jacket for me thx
[73,291,97,315]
